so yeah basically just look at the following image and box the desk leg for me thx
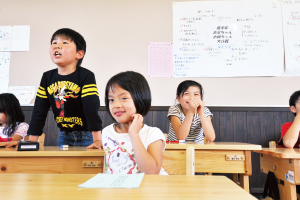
[240,175,249,193]
[284,181,296,200]
[186,146,195,175]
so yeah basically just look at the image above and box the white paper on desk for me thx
[78,173,145,188]
[8,86,35,104]
[11,25,30,51]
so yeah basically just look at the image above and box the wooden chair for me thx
[24,133,45,147]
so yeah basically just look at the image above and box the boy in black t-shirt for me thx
[27,28,102,148]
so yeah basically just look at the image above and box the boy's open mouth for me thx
[54,51,61,56]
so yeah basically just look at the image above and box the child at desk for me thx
[102,71,167,174]
[167,80,215,143]
[0,93,29,147]
[278,90,300,148]
[27,28,102,148]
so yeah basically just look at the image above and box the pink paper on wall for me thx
[148,42,173,77]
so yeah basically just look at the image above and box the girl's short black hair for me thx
[176,80,204,100]
[0,93,25,137]
[289,90,300,116]
[50,28,86,66]
[105,71,151,119]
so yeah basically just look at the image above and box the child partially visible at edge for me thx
[26,28,102,148]
[102,71,167,174]
[278,90,300,148]
[167,80,215,143]
[0,93,29,147]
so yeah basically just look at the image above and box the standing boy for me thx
[27,28,102,148]
[278,90,300,148]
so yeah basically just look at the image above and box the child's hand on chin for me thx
[188,99,200,114]
[128,114,143,136]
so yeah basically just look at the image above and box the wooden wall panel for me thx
[274,112,287,142]
[152,111,169,134]
[220,111,234,142]
[260,112,275,148]
[233,112,247,143]
[247,112,264,190]
[211,111,220,142]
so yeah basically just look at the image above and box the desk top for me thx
[166,142,262,150]
[0,146,105,157]
[254,148,300,159]
[0,174,256,200]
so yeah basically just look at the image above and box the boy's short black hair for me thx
[289,90,300,116]
[176,80,204,100]
[50,28,86,66]
[105,71,151,119]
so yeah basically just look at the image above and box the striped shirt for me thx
[167,104,213,142]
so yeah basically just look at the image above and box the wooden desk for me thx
[254,148,300,200]
[0,174,257,200]
[0,146,104,174]
[163,142,262,192]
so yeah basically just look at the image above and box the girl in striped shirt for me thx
[167,80,215,143]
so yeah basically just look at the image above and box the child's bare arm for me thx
[5,134,23,148]
[170,114,194,140]
[29,135,39,142]
[196,100,215,142]
[199,113,215,142]
[87,131,103,149]
[283,114,300,148]
[130,136,163,174]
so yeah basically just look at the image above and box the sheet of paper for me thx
[0,26,12,51]
[78,173,145,188]
[173,0,284,77]
[148,42,173,77]
[8,86,35,105]
[11,25,30,51]
[0,52,10,94]
[0,78,9,94]
[281,0,300,76]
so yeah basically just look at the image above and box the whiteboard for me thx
[281,0,300,76]
[173,0,284,77]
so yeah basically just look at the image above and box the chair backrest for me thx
[24,133,45,147]
[164,133,168,141]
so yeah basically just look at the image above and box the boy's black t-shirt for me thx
[27,66,102,136]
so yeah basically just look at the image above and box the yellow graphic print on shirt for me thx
[47,81,81,128]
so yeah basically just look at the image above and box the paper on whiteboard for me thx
[11,25,30,51]
[281,0,300,76]
[0,26,12,52]
[173,0,284,77]
[148,42,173,77]
[8,86,35,105]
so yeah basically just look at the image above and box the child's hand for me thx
[128,114,143,136]
[5,141,19,148]
[188,99,200,114]
[196,99,205,114]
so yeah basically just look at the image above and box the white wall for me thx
[1,0,299,106]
